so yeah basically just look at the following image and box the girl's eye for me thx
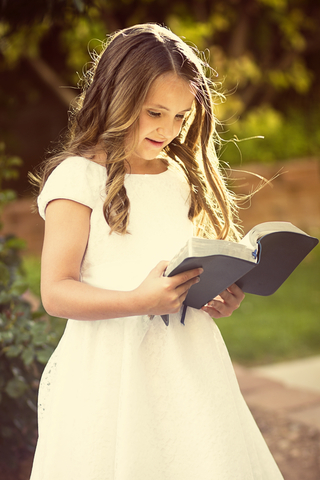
[148,111,161,118]
[175,114,185,120]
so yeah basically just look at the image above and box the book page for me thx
[239,221,308,249]
[166,237,256,277]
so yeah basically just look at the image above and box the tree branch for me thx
[25,56,77,107]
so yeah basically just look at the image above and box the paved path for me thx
[235,357,320,430]
[234,357,320,479]
[252,355,320,394]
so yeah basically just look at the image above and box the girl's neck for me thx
[91,150,168,175]
[126,157,168,175]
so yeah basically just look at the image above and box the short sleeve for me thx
[37,156,106,219]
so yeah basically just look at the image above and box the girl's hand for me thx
[133,261,203,316]
[201,283,245,319]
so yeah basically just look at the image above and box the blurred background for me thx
[0,0,319,478]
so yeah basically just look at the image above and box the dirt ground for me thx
[252,406,320,479]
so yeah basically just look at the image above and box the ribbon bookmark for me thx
[180,304,187,325]
[160,314,169,326]
[160,305,187,327]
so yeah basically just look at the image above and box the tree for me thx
[1,0,319,112]
[0,0,319,184]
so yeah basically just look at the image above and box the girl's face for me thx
[127,73,196,173]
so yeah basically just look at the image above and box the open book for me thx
[166,222,318,310]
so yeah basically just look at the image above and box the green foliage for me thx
[220,107,320,164]
[22,256,41,297]
[166,1,319,108]
[0,145,60,468]
[1,0,320,169]
[216,244,320,366]
[1,0,319,107]
[0,143,22,220]
[60,15,107,84]
[0,21,52,68]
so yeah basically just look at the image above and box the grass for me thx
[22,245,320,367]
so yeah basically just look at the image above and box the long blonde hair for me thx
[33,23,241,240]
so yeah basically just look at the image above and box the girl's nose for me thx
[157,122,175,138]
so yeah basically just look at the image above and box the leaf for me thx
[22,347,35,366]
[7,156,22,167]
[30,322,48,345]
[0,263,10,287]
[15,330,30,344]
[5,237,27,250]
[9,279,29,296]
[0,291,12,305]
[36,347,54,364]
[5,345,23,357]
[5,377,28,398]
[32,309,47,320]
[2,169,19,181]
[0,190,17,204]
[0,330,14,342]
[73,0,85,12]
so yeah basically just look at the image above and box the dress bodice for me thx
[38,156,193,291]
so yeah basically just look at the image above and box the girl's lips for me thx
[146,138,165,147]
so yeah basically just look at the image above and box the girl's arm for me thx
[41,199,202,320]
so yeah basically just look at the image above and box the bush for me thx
[0,144,59,469]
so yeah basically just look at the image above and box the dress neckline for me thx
[125,169,170,178]
[80,156,170,178]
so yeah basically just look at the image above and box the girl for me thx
[30,24,283,479]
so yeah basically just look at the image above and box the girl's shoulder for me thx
[55,155,106,177]
[38,156,106,219]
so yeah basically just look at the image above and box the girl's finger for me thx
[202,302,224,318]
[175,275,200,298]
[218,285,244,308]
[226,283,245,301]
[217,289,236,308]
[170,268,203,289]
[152,260,170,277]
[179,285,193,303]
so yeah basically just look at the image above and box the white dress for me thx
[30,156,283,480]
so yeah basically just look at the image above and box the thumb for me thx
[152,260,170,277]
